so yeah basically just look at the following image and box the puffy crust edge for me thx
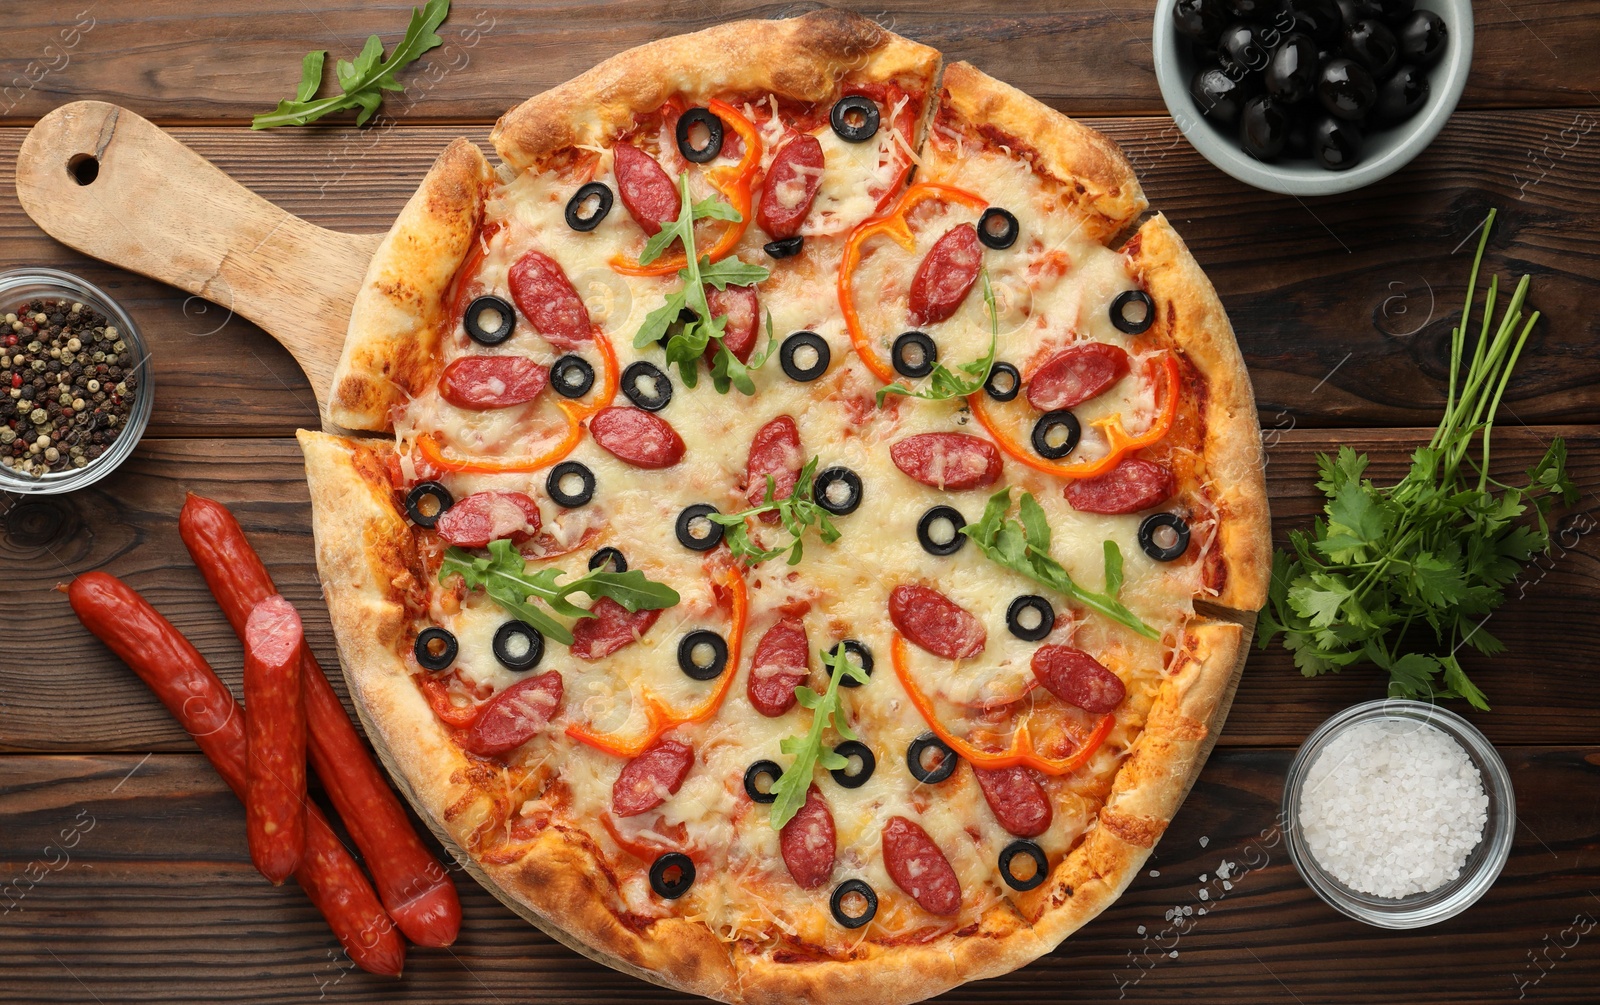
[1127,214,1272,612]
[297,421,1249,1005]
[489,8,940,172]
[329,138,492,431]
[929,61,1148,243]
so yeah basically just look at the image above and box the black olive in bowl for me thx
[1397,10,1448,68]
[1343,18,1400,78]
[1266,33,1321,104]
[1191,65,1260,125]
[1317,57,1377,119]
[1240,95,1291,160]
[1311,115,1363,169]
[1373,63,1430,124]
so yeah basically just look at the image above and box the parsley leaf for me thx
[706,455,841,566]
[767,645,869,829]
[964,488,1159,639]
[253,0,450,129]
[439,539,679,646]
[877,269,1000,407]
[1258,210,1572,710]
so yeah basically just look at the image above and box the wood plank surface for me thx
[1,1,1595,126]
[3,109,1599,439]
[2,749,1596,1004]
[3,430,1597,753]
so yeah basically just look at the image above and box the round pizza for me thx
[297,10,1270,1002]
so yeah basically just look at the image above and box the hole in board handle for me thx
[67,153,99,186]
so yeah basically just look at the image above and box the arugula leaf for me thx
[877,269,1000,406]
[707,455,841,566]
[767,645,869,829]
[1259,210,1570,711]
[964,488,1159,639]
[253,0,449,129]
[440,539,679,646]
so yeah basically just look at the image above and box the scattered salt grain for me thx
[1299,719,1489,899]
[1199,836,1210,848]
[1149,869,1161,878]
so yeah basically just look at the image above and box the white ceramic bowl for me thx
[1152,0,1474,195]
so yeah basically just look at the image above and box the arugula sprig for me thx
[632,173,773,394]
[767,646,869,829]
[1259,210,1576,710]
[253,0,449,129]
[964,488,1159,640]
[440,539,679,646]
[876,269,999,406]
[706,456,841,566]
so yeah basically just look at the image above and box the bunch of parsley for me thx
[1259,210,1577,709]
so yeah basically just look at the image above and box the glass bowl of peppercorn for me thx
[0,267,152,494]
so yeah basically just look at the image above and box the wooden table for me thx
[2,3,1598,1002]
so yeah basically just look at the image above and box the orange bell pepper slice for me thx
[837,182,989,385]
[611,100,765,277]
[968,352,1181,480]
[412,330,618,475]
[889,634,1112,776]
[417,673,483,730]
[566,564,749,758]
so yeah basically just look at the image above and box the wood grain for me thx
[3,430,1596,754]
[2,749,1596,1004]
[1,1,1595,126]
[3,109,1599,438]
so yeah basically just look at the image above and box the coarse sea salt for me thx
[1298,719,1489,899]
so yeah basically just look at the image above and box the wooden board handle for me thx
[13,100,381,412]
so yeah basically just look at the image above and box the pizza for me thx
[297,9,1270,1003]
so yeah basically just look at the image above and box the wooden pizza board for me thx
[14,98,1261,990]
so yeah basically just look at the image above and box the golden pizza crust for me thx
[299,418,1248,1005]
[490,9,941,173]
[1123,215,1272,612]
[328,137,492,431]
[924,61,1148,243]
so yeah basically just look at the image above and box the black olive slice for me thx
[765,236,805,259]
[550,354,596,399]
[564,182,614,232]
[984,361,1021,402]
[744,760,782,804]
[828,639,874,689]
[779,331,831,382]
[405,481,453,528]
[1031,410,1081,460]
[621,360,673,411]
[587,546,628,573]
[1005,595,1055,642]
[675,503,724,551]
[1139,512,1192,562]
[413,627,457,672]
[830,741,876,788]
[546,461,595,508]
[649,852,696,899]
[830,95,880,143]
[676,107,725,163]
[917,505,967,557]
[492,620,545,672]
[830,879,878,928]
[999,840,1049,892]
[463,295,516,346]
[892,331,937,379]
[1110,289,1155,334]
[813,466,863,516]
[977,207,1020,250]
[906,732,958,784]
[678,629,729,681]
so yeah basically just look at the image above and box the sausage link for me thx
[1025,343,1130,411]
[1031,645,1126,714]
[612,738,695,817]
[244,595,307,884]
[908,224,982,326]
[507,250,592,351]
[746,618,809,717]
[889,433,1002,490]
[435,491,542,549]
[1063,457,1174,515]
[439,356,550,410]
[744,415,803,514]
[612,143,681,236]
[178,494,461,949]
[463,671,564,757]
[779,786,836,889]
[589,406,686,469]
[704,285,761,365]
[881,815,962,916]
[757,133,826,239]
[66,572,406,977]
[569,596,663,660]
[888,584,986,660]
[972,765,1053,838]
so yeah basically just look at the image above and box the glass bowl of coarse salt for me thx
[1281,698,1514,929]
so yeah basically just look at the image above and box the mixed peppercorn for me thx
[0,297,139,476]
